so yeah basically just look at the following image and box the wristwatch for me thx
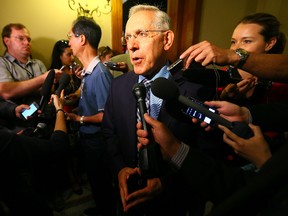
[80,116,84,124]
[235,48,249,68]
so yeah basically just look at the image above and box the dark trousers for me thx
[80,133,116,215]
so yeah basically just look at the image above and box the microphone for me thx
[151,77,253,139]
[132,83,162,179]
[32,122,47,137]
[55,74,71,97]
[39,69,55,110]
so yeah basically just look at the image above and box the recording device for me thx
[167,58,183,74]
[32,122,47,135]
[151,77,254,139]
[181,97,218,125]
[39,69,55,110]
[132,83,162,179]
[104,61,118,69]
[55,74,71,97]
[21,102,39,120]
[70,62,78,71]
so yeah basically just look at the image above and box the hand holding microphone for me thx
[133,83,163,179]
[151,77,254,139]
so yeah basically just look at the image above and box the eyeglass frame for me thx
[10,35,31,43]
[123,29,168,43]
[67,32,80,40]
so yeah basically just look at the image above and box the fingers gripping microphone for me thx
[39,69,55,110]
[55,74,71,97]
[132,83,162,179]
[151,77,253,139]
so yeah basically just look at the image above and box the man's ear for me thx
[164,30,174,51]
[3,37,9,47]
[265,37,277,52]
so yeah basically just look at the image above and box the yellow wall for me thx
[0,0,112,67]
[0,0,287,69]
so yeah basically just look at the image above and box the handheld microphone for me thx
[55,74,71,97]
[132,83,162,179]
[39,69,55,110]
[151,77,253,139]
[33,122,47,134]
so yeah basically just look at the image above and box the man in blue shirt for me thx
[66,17,115,216]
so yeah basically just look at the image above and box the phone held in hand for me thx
[21,102,39,120]
[104,61,118,69]
[181,97,218,125]
[167,58,183,74]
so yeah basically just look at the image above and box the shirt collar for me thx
[81,56,100,76]
[138,60,171,82]
[4,52,32,66]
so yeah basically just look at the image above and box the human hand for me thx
[179,41,236,69]
[124,177,162,213]
[118,167,141,212]
[136,113,181,160]
[220,78,257,100]
[191,100,250,131]
[15,104,31,119]
[73,64,83,79]
[50,90,64,111]
[204,100,250,123]
[218,124,271,168]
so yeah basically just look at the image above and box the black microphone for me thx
[32,122,47,137]
[132,83,162,179]
[151,77,253,139]
[39,69,55,110]
[55,74,71,97]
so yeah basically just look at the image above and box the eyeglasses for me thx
[67,33,80,40]
[124,29,168,43]
[11,35,31,43]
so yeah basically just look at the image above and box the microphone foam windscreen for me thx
[151,77,179,100]
[41,69,55,97]
[59,73,71,86]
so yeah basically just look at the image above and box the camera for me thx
[21,102,39,120]
[181,97,218,125]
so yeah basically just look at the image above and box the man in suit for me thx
[102,4,216,215]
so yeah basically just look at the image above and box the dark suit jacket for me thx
[102,70,216,177]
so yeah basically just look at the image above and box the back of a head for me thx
[72,16,102,50]
[238,12,286,54]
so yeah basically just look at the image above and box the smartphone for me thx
[181,97,218,125]
[104,61,118,69]
[21,102,39,120]
[167,58,183,74]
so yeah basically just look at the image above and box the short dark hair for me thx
[72,16,102,50]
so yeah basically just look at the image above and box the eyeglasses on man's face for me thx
[67,32,80,40]
[10,35,31,43]
[124,29,168,43]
